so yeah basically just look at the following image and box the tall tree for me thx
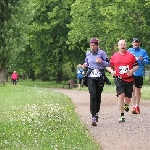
[68,0,150,58]
[0,0,33,84]
[26,0,75,82]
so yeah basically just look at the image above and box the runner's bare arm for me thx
[106,67,116,76]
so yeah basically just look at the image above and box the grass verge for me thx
[17,77,150,100]
[0,85,100,150]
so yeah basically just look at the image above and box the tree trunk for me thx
[0,67,6,84]
[56,69,62,83]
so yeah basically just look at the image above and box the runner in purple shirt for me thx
[82,37,110,126]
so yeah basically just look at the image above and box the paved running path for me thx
[49,88,150,150]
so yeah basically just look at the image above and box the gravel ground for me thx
[50,88,150,150]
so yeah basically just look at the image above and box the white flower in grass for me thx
[4,140,9,144]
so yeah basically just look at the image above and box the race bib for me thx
[90,69,101,77]
[119,65,129,74]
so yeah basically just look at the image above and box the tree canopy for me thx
[0,0,150,84]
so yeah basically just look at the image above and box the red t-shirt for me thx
[110,51,137,82]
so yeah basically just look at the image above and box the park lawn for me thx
[0,85,100,150]
[17,79,62,88]
[2,77,149,149]
[17,76,150,100]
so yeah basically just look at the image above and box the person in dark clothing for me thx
[104,73,111,85]
[82,38,110,126]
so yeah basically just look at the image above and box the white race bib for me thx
[90,69,101,77]
[119,65,129,74]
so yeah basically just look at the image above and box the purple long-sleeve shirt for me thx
[85,49,110,70]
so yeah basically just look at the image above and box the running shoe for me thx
[91,117,97,126]
[116,93,118,97]
[119,116,125,122]
[95,115,99,122]
[78,87,81,91]
[132,107,137,114]
[136,106,140,114]
[124,104,129,112]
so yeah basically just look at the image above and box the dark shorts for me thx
[78,78,83,84]
[114,79,133,98]
[133,76,143,88]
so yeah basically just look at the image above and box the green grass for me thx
[2,77,149,149]
[0,85,100,150]
[17,79,62,88]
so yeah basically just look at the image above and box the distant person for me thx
[77,64,84,91]
[106,40,138,122]
[11,71,19,85]
[128,38,149,114]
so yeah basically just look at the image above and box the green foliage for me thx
[1,0,150,85]
[0,0,34,84]
[62,62,76,80]
[22,0,75,82]
[68,0,150,57]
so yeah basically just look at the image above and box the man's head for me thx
[132,38,140,49]
[89,38,99,51]
[118,40,127,53]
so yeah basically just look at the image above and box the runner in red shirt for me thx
[106,40,139,122]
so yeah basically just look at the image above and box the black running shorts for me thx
[133,76,143,88]
[114,79,133,98]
